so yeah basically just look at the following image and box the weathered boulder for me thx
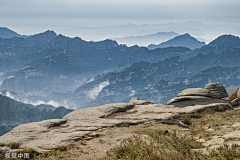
[129,97,152,105]
[205,82,228,98]
[177,88,213,97]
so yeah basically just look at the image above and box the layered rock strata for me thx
[0,101,230,152]
[167,82,229,106]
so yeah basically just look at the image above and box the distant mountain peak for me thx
[33,30,57,37]
[148,33,206,50]
[44,30,56,34]
[175,33,195,39]
[0,27,21,38]
[208,34,240,47]
[182,33,191,36]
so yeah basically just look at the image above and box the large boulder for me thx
[205,82,228,98]
[177,88,213,97]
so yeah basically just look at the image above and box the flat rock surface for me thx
[232,123,240,128]
[177,88,213,97]
[223,131,240,139]
[166,96,228,107]
[0,101,231,152]
[203,138,224,146]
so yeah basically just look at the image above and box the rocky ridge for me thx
[0,82,239,155]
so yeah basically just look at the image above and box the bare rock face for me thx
[0,100,231,153]
[223,131,240,140]
[205,82,228,98]
[237,88,240,99]
[177,88,213,97]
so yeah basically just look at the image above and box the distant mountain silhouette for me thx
[195,34,240,54]
[113,32,179,46]
[148,33,206,50]
[0,27,21,38]
[0,94,73,136]
[0,27,30,38]
[0,29,239,110]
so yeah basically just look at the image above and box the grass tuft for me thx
[8,142,20,149]
[58,145,67,151]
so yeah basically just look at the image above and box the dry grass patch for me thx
[189,108,240,139]
[102,132,204,160]
[101,107,240,160]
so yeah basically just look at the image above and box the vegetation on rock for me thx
[229,89,238,102]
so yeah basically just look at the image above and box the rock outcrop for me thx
[0,82,236,153]
[205,82,228,98]
[167,82,229,106]
[237,88,240,98]
[0,100,231,152]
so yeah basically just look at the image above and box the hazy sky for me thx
[0,0,240,36]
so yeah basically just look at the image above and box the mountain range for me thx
[55,21,240,44]
[0,27,239,110]
[0,31,194,103]
[73,48,240,108]
[0,27,29,38]
[113,32,179,46]
[132,66,240,104]
[0,93,73,136]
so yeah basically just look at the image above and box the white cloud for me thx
[87,80,110,99]
[5,91,16,100]
[128,90,136,97]
[0,91,21,101]
[22,99,78,109]
[46,100,60,107]
[85,78,94,83]
[0,90,76,109]
[23,99,60,108]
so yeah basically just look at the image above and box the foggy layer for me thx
[1,0,240,35]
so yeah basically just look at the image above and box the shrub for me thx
[8,142,20,149]
[58,145,67,151]
[228,89,238,102]
[19,148,40,158]
[143,102,154,105]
